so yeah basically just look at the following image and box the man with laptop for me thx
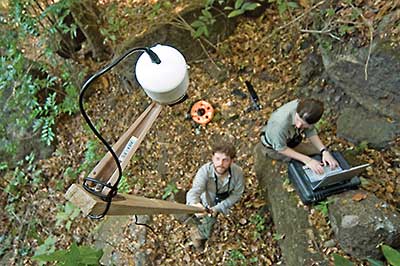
[260,98,369,203]
[260,98,339,174]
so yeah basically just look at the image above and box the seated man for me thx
[186,141,244,251]
[260,98,338,174]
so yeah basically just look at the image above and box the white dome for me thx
[135,44,189,104]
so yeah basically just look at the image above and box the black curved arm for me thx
[78,47,160,219]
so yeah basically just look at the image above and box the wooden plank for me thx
[65,184,204,217]
[88,102,162,186]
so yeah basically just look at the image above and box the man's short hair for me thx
[297,99,324,124]
[212,141,236,159]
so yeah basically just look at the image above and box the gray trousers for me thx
[189,215,217,240]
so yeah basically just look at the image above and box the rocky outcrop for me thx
[337,106,399,149]
[329,190,400,259]
[321,39,400,122]
[297,10,400,150]
[254,142,400,263]
[254,143,329,266]
[93,216,150,265]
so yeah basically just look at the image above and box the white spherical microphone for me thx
[135,44,189,105]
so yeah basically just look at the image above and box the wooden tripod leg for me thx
[66,184,204,216]
[65,101,205,217]
[86,102,162,195]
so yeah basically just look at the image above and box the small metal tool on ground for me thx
[244,80,262,112]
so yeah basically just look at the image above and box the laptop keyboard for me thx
[303,165,343,182]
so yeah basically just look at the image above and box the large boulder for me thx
[296,10,400,149]
[319,36,400,149]
[93,215,150,265]
[328,190,400,259]
[337,106,400,149]
[321,39,400,122]
[254,143,329,266]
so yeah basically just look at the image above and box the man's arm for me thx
[308,135,339,169]
[278,147,325,174]
[186,166,208,206]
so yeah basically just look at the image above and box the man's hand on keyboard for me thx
[306,159,325,175]
[322,151,339,169]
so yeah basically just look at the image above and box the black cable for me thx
[79,47,161,219]
[134,215,157,235]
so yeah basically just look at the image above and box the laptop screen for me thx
[310,164,369,190]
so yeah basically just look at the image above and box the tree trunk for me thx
[70,0,109,61]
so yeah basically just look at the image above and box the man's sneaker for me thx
[192,238,206,252]
[190,227,206,252]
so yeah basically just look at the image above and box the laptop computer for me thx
[303,163,370,191]
[288,151,367,204]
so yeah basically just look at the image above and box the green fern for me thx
[33,242,103,266]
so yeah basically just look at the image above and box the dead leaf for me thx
[252,198,266,208]
[299,0,309,8]
[386,185,394,193]
[352,193,367,201]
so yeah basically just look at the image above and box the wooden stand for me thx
[66,184,203,216]
[65,102,204,216]
[88,101,163,195]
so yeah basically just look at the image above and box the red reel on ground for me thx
[190,100,214,126]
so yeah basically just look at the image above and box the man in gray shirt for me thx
[186,141,244,250]
[260,99,338,174]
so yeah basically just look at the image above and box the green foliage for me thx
[334,246,399,266]
[33,236,57,266]
[63,138,103,182]
[0,162,8,171]
[382,245,400,266]
[0,234,13,258]
[249,256,258,263]
[333,254,354,266]
[354,141,368,154]
[227,249,246,266]
[55,202,81,231]
[150,0,173,18]
[268,0,299,16]
[191,7,216,38]
[33,242,103,266]
[79,138,102,173]
[225,0,261,18]
[32,92,59,145]
[4,153,42,215]
[367,258,384,266]
[9,0,40,36]
[324,8,336,17]
[338,24,355,36]
[314,199,333,217]
[272,232,284,240]
[59,62,83,115]
[249,213,265,239]
[1,0,83,161]
[118,175,132,194]
[365,245,400,266]
[192,0,262,38]
[99,3,129,45]
[162,182,179,199]
[315,117,329,131]
[320,38,333,51]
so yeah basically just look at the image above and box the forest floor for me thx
[2,1,399,265]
